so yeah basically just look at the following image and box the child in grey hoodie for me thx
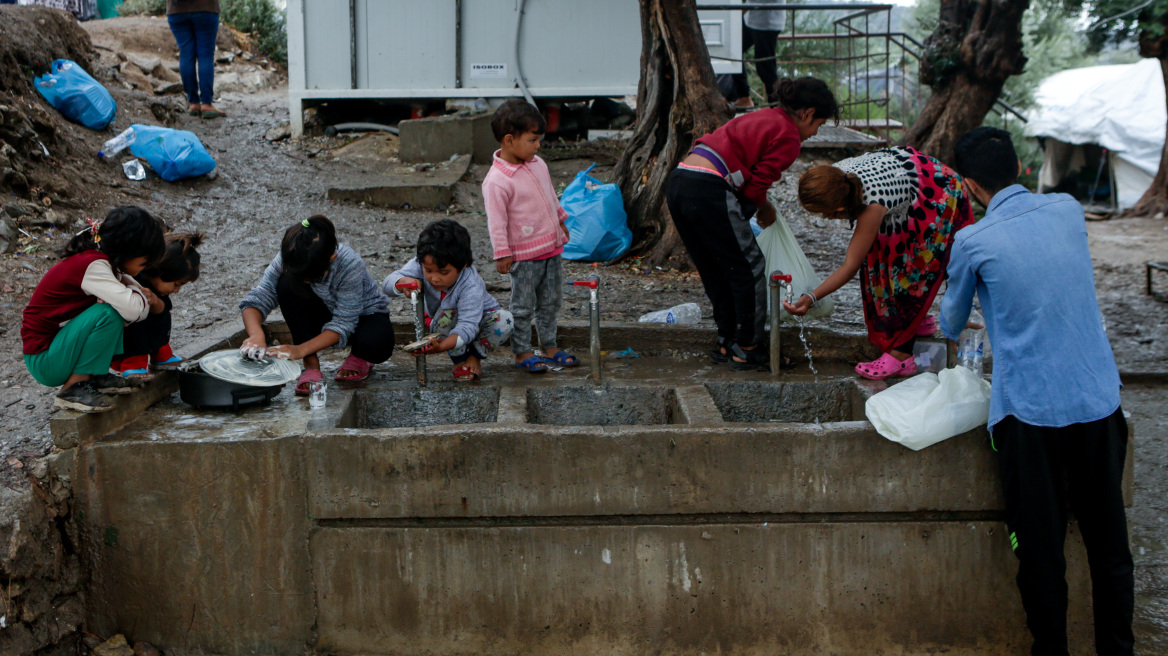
[384,219,513,382]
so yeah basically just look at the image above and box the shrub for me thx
[116,0,164,15]
[221,0,287,66]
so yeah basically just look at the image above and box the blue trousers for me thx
[168,11,219,106]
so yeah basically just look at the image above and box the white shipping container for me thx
[287,0,743,136]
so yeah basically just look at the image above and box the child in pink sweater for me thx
[483,100,579,373]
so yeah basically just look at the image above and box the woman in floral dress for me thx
[786,146,974,379]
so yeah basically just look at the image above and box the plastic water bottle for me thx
[637,302,701,324]
[98,127,136,159]
[958,309,986,377]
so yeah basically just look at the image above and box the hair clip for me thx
[78,216,103,243]
[301,218,311,227]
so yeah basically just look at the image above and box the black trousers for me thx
[122,295,172,357]
[994,408,1134,656]
[666,168,767,347]
[276,277,395,364]
[731,25,780,103]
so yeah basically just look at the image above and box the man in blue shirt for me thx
[942,127,1131,656]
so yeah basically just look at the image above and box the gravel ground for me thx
[1,81,1165,649]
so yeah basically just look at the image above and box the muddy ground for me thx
[0,13,1166,652]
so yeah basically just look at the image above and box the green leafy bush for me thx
[221,0,287,65]
[117,0,164,15]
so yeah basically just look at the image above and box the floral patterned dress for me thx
[834,147,974,352]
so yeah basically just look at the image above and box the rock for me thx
[150,62,181,83]
[1,168,28,194]
[127,54,162,76]
[215,51,235,64]
[0,216,17,253]
[265,122,291,142]
[132,641,162,656]
[153,81,184,95]
[92,634,134,656]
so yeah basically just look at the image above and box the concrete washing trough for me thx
[47,321,1128,656]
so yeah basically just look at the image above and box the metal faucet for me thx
[570,279,602,383]
[399,280,427,387]
[769,271,792,377]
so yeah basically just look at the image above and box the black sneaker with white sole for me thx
[90,373,144,395]
[55,381,115,413]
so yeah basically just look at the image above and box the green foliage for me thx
[116,0,165,15]
[221,0,287,65]
[1059,0,1168,51]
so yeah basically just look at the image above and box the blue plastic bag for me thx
[561,164,632,262]
[34,60,116,130]
[128,125,217,182]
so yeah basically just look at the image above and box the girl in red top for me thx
[21,206,166,413]
[666,77,838,370]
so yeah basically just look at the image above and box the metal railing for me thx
[700,3,1026,141]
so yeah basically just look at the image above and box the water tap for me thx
[569,277,602,382]
[397,279,427,387]
[769,272,792,376]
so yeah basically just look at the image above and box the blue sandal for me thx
[119,368,154,381]
[152,355,183,370]
[543,351,579,367]
[515,356,549,373]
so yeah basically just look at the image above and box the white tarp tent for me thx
[1026,58,1165,211]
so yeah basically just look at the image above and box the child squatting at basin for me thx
[384,218,513,383]
[21,206,167,413]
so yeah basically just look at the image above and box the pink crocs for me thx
[855,352,918,381]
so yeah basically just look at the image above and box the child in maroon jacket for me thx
[666,77,837,370]
[21,206,166,413]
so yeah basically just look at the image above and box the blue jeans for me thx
[168,11,219,106]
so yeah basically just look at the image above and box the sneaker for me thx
[55,381,115,413]
[90,373,143,395]
[729,343,771,371]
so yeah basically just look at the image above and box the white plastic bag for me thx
[755,217,834,321]
[865,367,992,451]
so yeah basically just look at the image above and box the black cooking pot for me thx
[178,369,284,411]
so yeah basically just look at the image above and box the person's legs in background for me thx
[750,28,781,104]
[167,13,200,114]
[190,11,223,117]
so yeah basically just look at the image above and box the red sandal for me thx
[295,368,323,396]
[855,353,917,380]
[452,365,480,382]
[335,355,373,382]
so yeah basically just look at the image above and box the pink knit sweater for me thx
[483,151,569,261]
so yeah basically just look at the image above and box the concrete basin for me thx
[525,385,683,426]
[342,387,499,428]
[705,380,861,423]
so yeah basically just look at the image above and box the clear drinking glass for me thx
[308,380,327,409]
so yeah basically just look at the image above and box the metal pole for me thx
[769,272,791,376]
[455,0,463,88]
[349,0,358,89]
[411,290,427,387]
[589,287,602,383]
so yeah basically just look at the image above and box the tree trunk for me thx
[900,0,1029,164]
[613,0,731,267]
[1128,33,1168,217]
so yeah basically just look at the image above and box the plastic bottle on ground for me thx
[638,302,702,324]
[98,127,136,159]
[957,308,986,377]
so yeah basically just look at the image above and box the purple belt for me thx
[690,145,730,178]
